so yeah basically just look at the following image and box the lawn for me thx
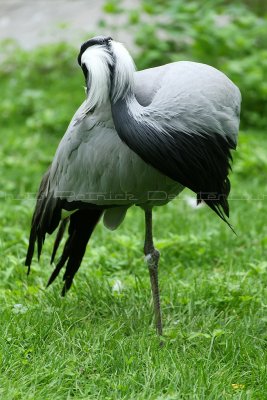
[0,42,267,399]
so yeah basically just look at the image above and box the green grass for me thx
[1,42,267,399]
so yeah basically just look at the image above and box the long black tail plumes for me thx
[50,218,69,265]
[25,169,62,271]
[47,209,103,295]
[25,169,103,293]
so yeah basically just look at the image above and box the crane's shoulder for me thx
[134,61,241,107]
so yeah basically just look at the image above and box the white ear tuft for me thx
[111,41,136,102]
[81,45,113,109]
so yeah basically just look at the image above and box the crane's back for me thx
[134,61,241,147]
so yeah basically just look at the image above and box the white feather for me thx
[81,45,113,110]
[111,41,136,103]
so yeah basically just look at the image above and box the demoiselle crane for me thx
[25,36,241,335]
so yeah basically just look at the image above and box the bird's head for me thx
[77,36,135,110]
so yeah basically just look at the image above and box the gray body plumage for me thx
[48,60,240,228]
[25,36,241,297]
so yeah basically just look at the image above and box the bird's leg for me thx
[144,209,163,336]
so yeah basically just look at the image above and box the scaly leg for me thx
[144,209,163,336]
